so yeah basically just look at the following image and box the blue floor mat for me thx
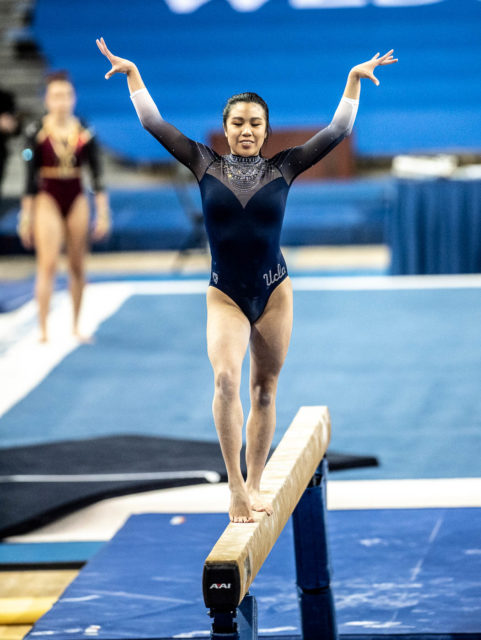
[0,279,36,313]
[26,509,481,639]
[2,286,481,481]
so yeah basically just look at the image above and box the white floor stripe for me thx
[0,298,38,343]
[6,477,481,542]
[0,283,133,419]
[292,273,481,291]
[95,274,481,297]
[132,279,207,295]
[1,471,221,483]
[327,477,481,510]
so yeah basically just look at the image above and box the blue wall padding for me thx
[389,179,481,275]
[0,178,393,254]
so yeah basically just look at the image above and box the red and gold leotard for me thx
[23,116,103,217]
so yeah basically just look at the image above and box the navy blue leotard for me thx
[131,89,358,323]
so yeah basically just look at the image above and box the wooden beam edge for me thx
[203,406,331,607]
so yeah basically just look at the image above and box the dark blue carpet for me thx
[26,509,481,638]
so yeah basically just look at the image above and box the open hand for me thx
[91,215,110,242]
[96,37,135,79]
[350,50,398,86]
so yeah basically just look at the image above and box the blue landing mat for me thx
[4,288,481,481]
[27,509,481,639]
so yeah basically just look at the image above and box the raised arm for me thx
[96,37,216,181]
[275,50,398,185]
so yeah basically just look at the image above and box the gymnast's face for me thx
[224,102,268,157]
[45,80,76,119]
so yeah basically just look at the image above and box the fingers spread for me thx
[97,37,112,59]
[102,38,114,59]
[379,49,395,63]
[381,57,398,65]
[96,38,108,57]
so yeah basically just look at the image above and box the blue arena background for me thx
[33,0,481,161]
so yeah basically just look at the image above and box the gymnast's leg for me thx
[245,277,293,514]
[33,193,64,342]
[206,286,252,523]
[65,194,90,340]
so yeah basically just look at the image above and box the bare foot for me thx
[39,334,48,344]
[229,487,254,523]
[73,331,95,345]
[246,487,273,516]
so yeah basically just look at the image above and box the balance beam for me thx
[202,406,331,611]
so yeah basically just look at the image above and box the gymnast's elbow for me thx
[139,114,163,136]
[329,121,352,141]
[139,117,155,133]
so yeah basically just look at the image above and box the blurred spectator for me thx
[0,86,20,198]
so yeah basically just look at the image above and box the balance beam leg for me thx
[292,458,338,640]
[238,595,258,640]
[210,594,257,640]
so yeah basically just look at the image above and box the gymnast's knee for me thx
[68,260,85,281]
[37,260,57,281]
[252,382,275,409]
[214,369,240,400]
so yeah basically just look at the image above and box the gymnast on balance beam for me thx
[97,37,397,523]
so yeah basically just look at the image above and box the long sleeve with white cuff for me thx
[130,88,358,183]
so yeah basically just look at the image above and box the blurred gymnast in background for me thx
[18,71,110,343]
[97,37,396,522]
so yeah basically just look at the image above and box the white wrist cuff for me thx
[130,88,148,100]
[341,97,360,106]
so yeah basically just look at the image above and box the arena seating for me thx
[32,0,481,162]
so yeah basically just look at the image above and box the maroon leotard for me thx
[23,117,103,217]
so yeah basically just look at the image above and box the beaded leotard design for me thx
[222,154,267,192]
